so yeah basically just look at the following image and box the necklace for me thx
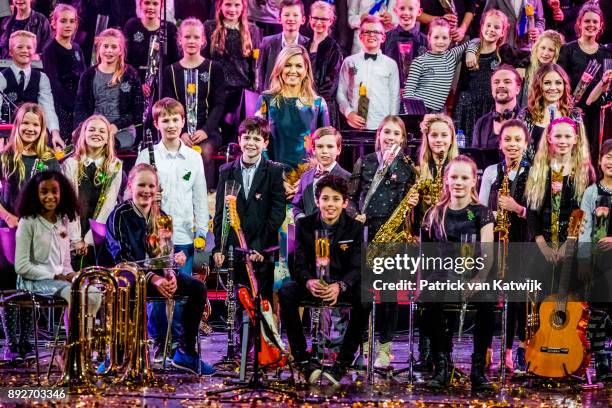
[599,181,612,195]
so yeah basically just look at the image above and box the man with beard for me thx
[471,65,522,150]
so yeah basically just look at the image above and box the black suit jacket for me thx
[293,211,363,289]
[213,157,286,254]
[292,164,351,220]
[256,33,309,93]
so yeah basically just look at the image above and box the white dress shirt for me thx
[136,141,209,245]
[0,62,60,131]
[337,51,400,130]
[241,156,262,198]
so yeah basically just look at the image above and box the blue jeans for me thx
[147,244,194,346]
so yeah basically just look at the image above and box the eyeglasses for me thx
[360,30,384,37]
[310,16,331,22]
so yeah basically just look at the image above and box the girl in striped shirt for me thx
[403,18,477,113]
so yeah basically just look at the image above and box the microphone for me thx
[547,104,557,121]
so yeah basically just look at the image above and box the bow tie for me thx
[314,169,329,179]
[364,53,378,61]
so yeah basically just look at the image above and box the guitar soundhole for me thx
[551,310,567,329]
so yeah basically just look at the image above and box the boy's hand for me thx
[213,252,225,268]
[451,26,466,43]
[51,130,66,150]
[443,14,458,26]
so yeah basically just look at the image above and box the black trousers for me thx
[146,273,207,354]
[279,280,371,364]
[423,302,495,356]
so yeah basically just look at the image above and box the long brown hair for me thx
[426,155,481,240]
[2,103,53,185]
[95,28,127,86]
[527,63,573,124]
[210,0,253,57]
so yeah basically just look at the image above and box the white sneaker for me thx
[374,341,392,369]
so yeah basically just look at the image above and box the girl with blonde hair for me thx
[74,28,144,149]
[519,30,564,106]
[63,115,123,266]
[526,117,595,261]
[255,44,329,169]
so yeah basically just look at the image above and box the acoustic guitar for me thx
[525,209,591,378]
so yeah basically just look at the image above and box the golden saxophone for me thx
[494,162,514,244]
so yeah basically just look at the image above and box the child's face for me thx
[359,22,385,53]
[54,10,77,39]
[84,118,110,151]
[18,112,41,146]
[309,7,333,36]
[155,112,185,142]
[446,162,475,200]
[281,54,307,88]
[542,71,564,105]
[313,134,340,168]
[536,38,556,64]
[378,121,404,152]
[99,37,122,65]
[600,151,612,178]
[579,11,602,40]
[239,131,268,160]
[130,170,157,208]
[279,5,305,33]
[500,126,527,163]
[491,69,519,104]
[10,37,34,66]
[141,0,161,20]
[394,0,422,30]
[481,15,504,44]
[427,121,452,156]
[317,186,347,224]
[428,26,451,54]
[38,179,60,214]
[221,0,243,23]
[548,123,577,157]
[180,25,204,55]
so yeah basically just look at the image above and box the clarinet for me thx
[224,246,237,360]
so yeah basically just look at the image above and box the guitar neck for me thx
[558,237,577,299]
[233,225,259,297]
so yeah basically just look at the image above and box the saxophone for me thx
[494,161,514,243]
[367,163,427,265]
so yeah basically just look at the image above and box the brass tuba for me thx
[57,266,119,392]
[112,262,157,386]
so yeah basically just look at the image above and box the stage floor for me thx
[0,332,610,407]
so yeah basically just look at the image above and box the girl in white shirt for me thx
[14,170,100,348]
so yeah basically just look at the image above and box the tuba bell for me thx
[57,266,119,393]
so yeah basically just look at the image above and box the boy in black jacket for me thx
[280,175,369,385]
[212,116,285,301]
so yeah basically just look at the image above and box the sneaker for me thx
[323,362,348,386]
[96,356,110,375]
[504,349,514,372]
[153,343,171,364]
[296,359,322,384]
[514,347,527,373]
[171,349,215,376]
[19,343,36,361]
[374,341,392,369]
[2,344,22,362]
